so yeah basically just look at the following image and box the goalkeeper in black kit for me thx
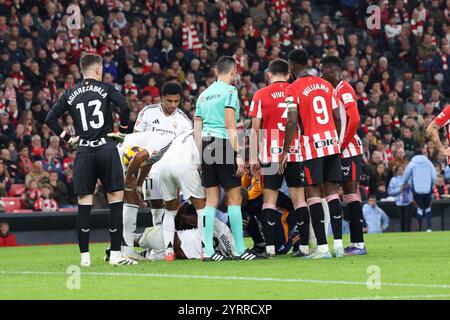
[45,53,136,266]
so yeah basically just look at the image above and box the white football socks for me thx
[152,208,165,225]
[122,204,139,256]
[163,210,177,255]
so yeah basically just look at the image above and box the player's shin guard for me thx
[261,204,277,254]
[294,202,310,248]
[204,206,216,257]
[326,194,343,245]
[228,205,246,255]
[151,208,165,226]
[307,197,328,247]
[344,193,365,246]
[163,210,177,255]
[77,204,92,253]
[122,204,139,255]
[109,201,124,251]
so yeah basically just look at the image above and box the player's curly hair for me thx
[288,49,309,67]
[320,55,343,70]
[161,81,182,96]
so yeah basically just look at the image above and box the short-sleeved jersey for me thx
[51,78,127,150]
[134,103,192,139]
[334,80,363,158]
[249,81,301,163]
[285,75,340,160]
[195,80,239,139]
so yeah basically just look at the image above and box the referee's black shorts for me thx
[201,137,241,189]
[73,146,124,195]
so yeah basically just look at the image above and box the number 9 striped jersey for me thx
[285,75,340,160]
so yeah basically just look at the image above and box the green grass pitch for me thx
[1,232,450,300]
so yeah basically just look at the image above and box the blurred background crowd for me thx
[1,0,450,213]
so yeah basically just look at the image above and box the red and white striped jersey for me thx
[249,81,301,163]
[334,80,363,158]
[285,75,340,160]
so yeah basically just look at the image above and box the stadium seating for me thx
[8,184,26,197]
[1,197,22,211]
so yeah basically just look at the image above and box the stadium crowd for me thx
[0,0,449,218]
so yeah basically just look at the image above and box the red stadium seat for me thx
[8,184,26,197]
[1,197,22,211]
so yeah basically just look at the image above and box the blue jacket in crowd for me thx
[403,155,437,195]
[388,175,413,206]
[362,204,390,234]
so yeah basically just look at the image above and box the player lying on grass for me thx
[155,129,207,261]
[119,130,173,261]
[105,202,236,261]
[241,168,300,256]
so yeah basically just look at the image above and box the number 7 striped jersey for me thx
[285,75,340,160]
[249,81,301,163]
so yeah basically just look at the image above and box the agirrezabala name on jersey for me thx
[67,85,108,105]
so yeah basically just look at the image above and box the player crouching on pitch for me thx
[104,130,173,262]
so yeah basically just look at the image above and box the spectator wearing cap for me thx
[0,222,16,247]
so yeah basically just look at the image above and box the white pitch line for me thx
[1,270,450,290]
[322,294,450,300]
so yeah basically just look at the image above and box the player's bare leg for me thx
[304,186,331,259]
[289,187,311,257]
[77,194,94,267]
[323,181,345,257]
[342,181,366,255]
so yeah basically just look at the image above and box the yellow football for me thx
[122,146,143,166]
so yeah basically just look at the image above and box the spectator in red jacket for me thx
[0,222,16,247]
